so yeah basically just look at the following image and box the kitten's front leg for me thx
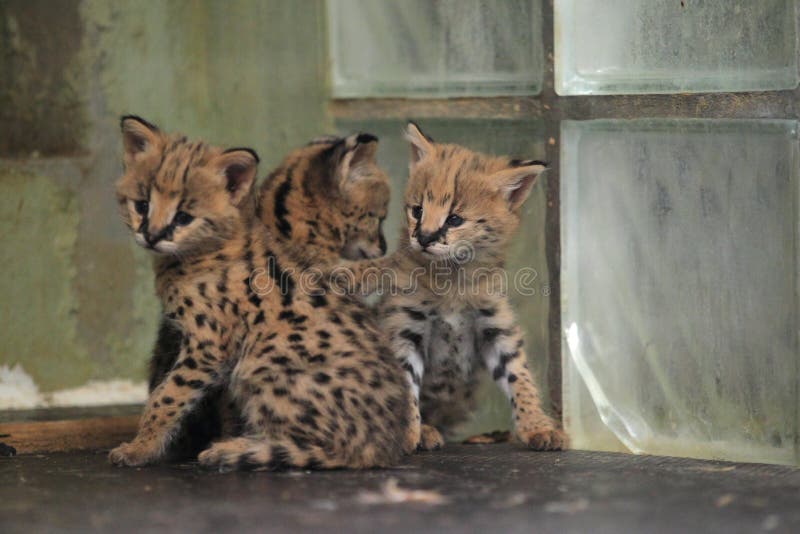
[383,304,429,453]
[109,335,226,466]
[477,299,565,451]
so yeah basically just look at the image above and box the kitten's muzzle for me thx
[143,225,172,247]
[417,229,445,248]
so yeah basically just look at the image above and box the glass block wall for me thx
[336,119,550,438]
[561,120,799,465]
[327,0,543,97]
[327,1,800,464]
[555,0,800,95]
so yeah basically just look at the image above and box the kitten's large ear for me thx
[337,133,379,188]
[212,148,260,206]
[404,121,434,168]
[120,115,161,165]
[491,159,547,211]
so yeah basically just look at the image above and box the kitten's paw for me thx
[416,425,444,451]
[516,427,566,451]
[108,441,158,467]
[198,438,253,472]
[402,424,422,455]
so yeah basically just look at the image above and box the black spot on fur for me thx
[399,329,423,352]
[483,327,509,343]
[313,372,331,384]
[403,307,426,321]
[274,173,293,238]
[310,294,327,308]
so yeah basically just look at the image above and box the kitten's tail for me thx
[198,435,390,472]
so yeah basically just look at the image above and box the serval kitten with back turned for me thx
[354,123,565,452]
[111,116,410,470]
[148,133,393,458]
[258,133,390,265]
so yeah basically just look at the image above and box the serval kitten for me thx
[111,116,410,470]
[148,133,392,458]
[258,133,390,265]
[353,123,565,452]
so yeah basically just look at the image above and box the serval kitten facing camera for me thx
[112,116,410,470]
[148,133,393,458]
[352,123,565,452]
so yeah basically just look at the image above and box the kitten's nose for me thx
[417,232,436,247]
[143,226,168,246]
[144,231,160,246]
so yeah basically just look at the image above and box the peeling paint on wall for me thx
[0,364,146,409]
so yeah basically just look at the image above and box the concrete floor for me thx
[2,444,799,533]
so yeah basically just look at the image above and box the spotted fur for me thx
[351,122,564,452]
[110,116,410,470]
[147,132,392,459]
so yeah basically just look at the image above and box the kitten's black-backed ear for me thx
[337,132,379,187]
[405,121,434,167]
[120,115,161,165]
[492,159,547,211]
[212,148,260,206]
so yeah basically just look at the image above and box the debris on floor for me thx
[357,478,448,505]
[544,497,590,514]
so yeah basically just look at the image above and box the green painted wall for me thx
[0,0,329,391]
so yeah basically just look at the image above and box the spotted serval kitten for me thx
[258,133,390,264]
[111,116,410,470]
[148,133,392,459]
[354,123,565,452]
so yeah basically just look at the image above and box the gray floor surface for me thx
[2,444,799,533]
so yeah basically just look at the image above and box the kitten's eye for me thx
[134,200,149,216]
[446,214,464,227]
[411,205,423,219]
[174,211,194,226]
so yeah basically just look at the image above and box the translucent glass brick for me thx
[555,0,800,95]
[327,0,543,98]
[336,119,549,437]
[561,119,800,465]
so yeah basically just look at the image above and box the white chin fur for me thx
[134,233,177,255]
[154,241,178,254]
[424,244,450,257]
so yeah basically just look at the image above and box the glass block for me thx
[327,0,543,98]
[336,118,549,437]
[561,119,799,465]
[555,0,800,95]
